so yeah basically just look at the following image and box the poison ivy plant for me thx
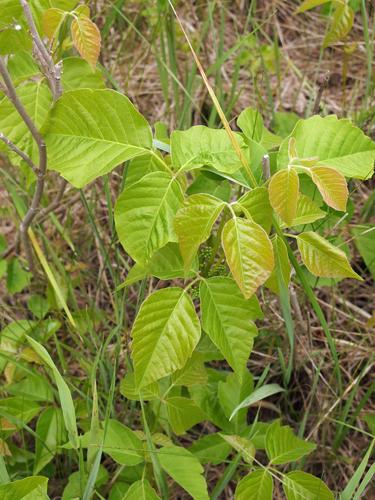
[0,3,373,498]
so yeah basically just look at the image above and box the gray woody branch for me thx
[0,0,64,272]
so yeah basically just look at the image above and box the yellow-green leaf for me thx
[266,420,316,465]
[42,8,66,40]
[309,166,348,211]
[221,217,274,298]
[166,397,205,435]
[283,471,334,500]
[115,173,184,265]
[174,194,225,272]
[71,15,101,68]
[295,0,331,14]
[0,476,49,500]
[236,187,273,233]
[199,277,258,377]
[282,194,325,228]
[235,469,273,500]
[158,445,209,500]
[131,288,201,388]
[269,168,299,225]
[323,4,354,48]
[296,232,362,280]
[220,434,255,464]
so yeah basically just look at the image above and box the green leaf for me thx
[120,373,159,401]
[189,380,230,432]
[28,295,50,319]
[269,168,299,225]
[0,476,48,499]
[351,225,375,280]
[190,433,231,465]
[171,125,247,174]
[7,51,39,84]
[158,445,209,500]
[6,259,32,294]
[121,243,198,288]
[123,479,160,500]
[237,107,264,142]
[283,471,334,500]
[0,82,51,172]
[109,482,130,500]
[281,194,325,228]
[34,407,65,474]
[278,115,375,180]
[221,217,274,298]
[295,0,331,13]
[235,469,273,500]
[115,172,183,264]
[42,7,66,39]
[200,277,258,377]
[26,336,79,449]
[265,420,316,465]
[131,287,201,388]
[230,383,285,421]
[44,89,153,188]
[171,352,208,387]
[323,4,354,48]
[61,57,105,91]
[238,107,281,149]
[218,372,254,431]
[166,397,206,435]
[236,187,273,233]
[272,111,300,137]
[71,14,101,68]
[220,434,255,463]
[0,1,32,55]
[174,194,225,271]
[296,232,362,280]
[187,172,231,202]
[62,466,108,500]
[103,419,144,465]
[126,153,166,187]
[6,373,54,402]
[265,236,291,293]
[0,397,40,432]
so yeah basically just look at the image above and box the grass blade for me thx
[341,439,374,500]
[26,335,79,449]
[230,384,285,421]
[28,229,76,327]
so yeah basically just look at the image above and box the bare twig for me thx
[0,132,37,172]
[20,0,62,100]
[0,1,65,273]
[36,179,67,221]
[0,57,47,272]
[0,234,20,260]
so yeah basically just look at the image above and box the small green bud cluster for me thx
[199,245,213,268]
[208,264,227,277]
[190,286,200,300]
